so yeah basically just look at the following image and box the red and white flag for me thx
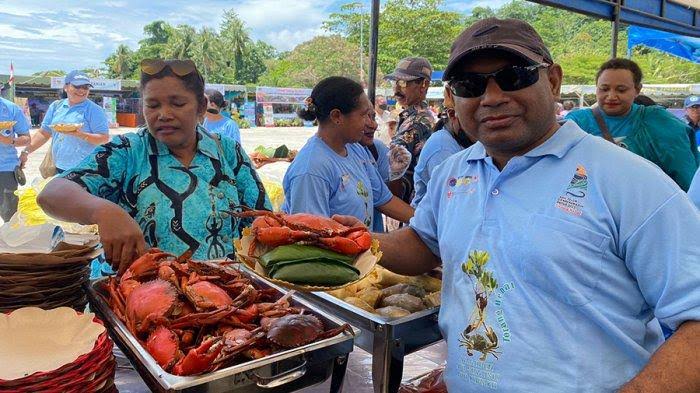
[8,62,14,86]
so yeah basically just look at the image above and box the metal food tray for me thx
[298,289,442,393]
[87,273,358,393]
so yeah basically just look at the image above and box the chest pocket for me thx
[520,214,610,306]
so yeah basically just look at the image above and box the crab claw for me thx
[171,338,223,376]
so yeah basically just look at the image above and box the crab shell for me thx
[126,279,179,336]
[266,314,324,348]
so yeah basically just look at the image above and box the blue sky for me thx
[0,0,508,76]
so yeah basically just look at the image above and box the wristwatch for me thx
[20,149,29,156]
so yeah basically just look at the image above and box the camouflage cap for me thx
[385,57,433,81]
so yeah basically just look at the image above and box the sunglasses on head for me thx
[140,59,198,77]
[448,63,549,98]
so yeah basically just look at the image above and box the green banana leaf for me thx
[267,257,360,276]
[273,145,290,158]
[260,245,353,268]
[268,260,360,285]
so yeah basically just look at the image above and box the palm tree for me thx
[164,25,196,59]
[220,10,251,80]
[112,44,133,78]
[191,27,225,82]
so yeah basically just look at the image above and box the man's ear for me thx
[547,64,563,101]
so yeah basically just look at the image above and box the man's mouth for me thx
[480,114,517,129]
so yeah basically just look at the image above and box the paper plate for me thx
[235,230,381,292]
[0,121,16,129]
[51,123,82,133]
[0,307,106,381]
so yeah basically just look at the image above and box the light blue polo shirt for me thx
[688,168,700,209]
[0,97,30,171]
[41,98,109,171]
[367,139,390,232]
[282,135,393,229]
[409,121,700,392]
[412,127,464,207]
[203,116,241,144]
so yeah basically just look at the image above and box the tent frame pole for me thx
[368,0,380,104]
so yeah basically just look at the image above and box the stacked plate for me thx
[0,307,117,392]
[0,243,99,313]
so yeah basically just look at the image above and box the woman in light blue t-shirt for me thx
[282,76,413,229]
[22,70,111,173]
[203,89,241,144]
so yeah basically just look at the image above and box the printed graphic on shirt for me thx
[555,165,588,216]
[459,250,501,362]
[446,175,479,199]
[356,180,371,227]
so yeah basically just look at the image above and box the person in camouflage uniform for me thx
[384,57,436,203]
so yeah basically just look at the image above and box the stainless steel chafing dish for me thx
[298,289,442,393]
[87,273,358,393]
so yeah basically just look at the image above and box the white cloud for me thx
[0,24,35,40]
[105,0,128,7]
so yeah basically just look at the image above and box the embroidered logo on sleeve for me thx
[555,165,588,216]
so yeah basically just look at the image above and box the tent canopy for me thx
[530,0,700,38]
[628,25,700,63]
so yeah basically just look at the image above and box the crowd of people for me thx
[0,15,698,393]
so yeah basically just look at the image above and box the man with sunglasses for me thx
[384,57,435,203]
[336,18,699,392]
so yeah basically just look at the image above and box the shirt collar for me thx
[465,120,587,162]
[146,125,221,161]
[61,99,88,108]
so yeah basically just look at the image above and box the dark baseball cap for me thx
[385,57,433,81]
[443,18,553,81]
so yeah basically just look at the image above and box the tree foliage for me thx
[325,0,699,85]
[99,1,698,86]
[324,0,464,77]
[103,11,276,84]
[259,35,368,88]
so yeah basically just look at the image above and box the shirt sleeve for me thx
[229,121,241,144]
[426,148,457,175]
[41,101,57,133]
[376,142,391,182]
[363,148,392,207]
[622,192,700,330]
[283,173,332,217]
[408,173,441,256]
[229,141,272,212]
[649,115,698,191]
[12,106,29,135]
[59,134,129,204]
[688,168,700,209]
[392,119,432,157]
[85,104,110,134]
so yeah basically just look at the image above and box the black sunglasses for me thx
[140,59,199,77]
[448,63,549,98]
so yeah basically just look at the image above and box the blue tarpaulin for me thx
[628,25,700,63]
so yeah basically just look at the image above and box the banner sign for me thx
[51,77,122,91]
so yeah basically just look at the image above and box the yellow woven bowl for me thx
[0,121,16,130]
[52,123,82,133]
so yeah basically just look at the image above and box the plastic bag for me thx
[13,177,97,234]
[389,145,412,181]
[260,175,284,212]
[398,367,447,393]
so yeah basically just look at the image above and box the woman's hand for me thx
[93,204,147,275]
